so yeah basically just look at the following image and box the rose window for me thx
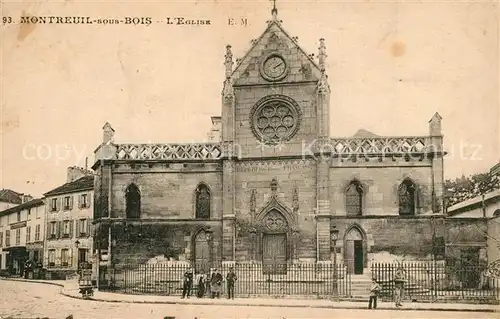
[250,95,301,145]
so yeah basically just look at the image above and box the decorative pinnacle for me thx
[224,45,233,79]
[318,38,327,71]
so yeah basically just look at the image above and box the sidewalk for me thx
[2,277,498,313]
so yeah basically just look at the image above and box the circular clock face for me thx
[262,55,287,81]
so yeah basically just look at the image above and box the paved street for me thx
[0,281,496,319]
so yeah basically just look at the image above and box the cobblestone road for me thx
[0,281,496,319]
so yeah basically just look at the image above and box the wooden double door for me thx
[262,233,287,274]
[194,231,211,273]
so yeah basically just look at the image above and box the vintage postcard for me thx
[0,0,499,318]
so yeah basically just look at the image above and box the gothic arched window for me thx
[346,180,363,216]
[195,183,211,219]
[399,179,416,216]
[125,183,141,219]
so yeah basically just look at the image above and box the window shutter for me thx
[70,220,74,238]
[88,192,92,208]
[57,198,61,211]
[78,194,82,209]
[70,196,74,210]
[57,221,62,239]
[75,219,81,238]
[46,223,51,239]
[86,218,91,237]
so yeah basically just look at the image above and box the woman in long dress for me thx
[210,268,223,298]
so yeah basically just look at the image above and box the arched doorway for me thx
[261,209,288,274]
[344,226,365,275]
[193,230,211,273]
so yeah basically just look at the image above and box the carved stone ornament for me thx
[222,78,234,100]
[270,178,278,194]
[224,45,233,78]
[292,187,299,213]
[317,71,330,95]
[264,210,287,231]
[250,95,302,145]
[318,38,327,71]
[250,189,256,222]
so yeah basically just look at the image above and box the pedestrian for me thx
[210,268,223,299]
[181,268,193,299]
[205,268,212,297]
[226,266,237,299]
[393,265,406,307]
[368,278,381,309]
[196,269,206,298]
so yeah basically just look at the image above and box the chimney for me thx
[22,194,33,203]
[67,166,93,183]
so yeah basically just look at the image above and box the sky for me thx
[1,0,499,198]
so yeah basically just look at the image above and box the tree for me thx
[444,173,499,208]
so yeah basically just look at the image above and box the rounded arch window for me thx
[250,95,301,145]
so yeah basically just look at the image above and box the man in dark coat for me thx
[226,266,237,299]
[181,268,193,299]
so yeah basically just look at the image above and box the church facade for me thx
[92,10,446,279]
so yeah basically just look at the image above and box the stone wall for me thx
[110,222,222,266]
[328,217,437,264]
[329,164,434,216]
[109,162,223,219]
[445,217,488,266]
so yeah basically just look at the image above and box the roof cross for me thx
[270,0,278,19]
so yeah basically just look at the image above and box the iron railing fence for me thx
[106,262,351,298]
[371,262,499,303]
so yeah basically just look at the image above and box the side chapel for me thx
[92,6,445,277]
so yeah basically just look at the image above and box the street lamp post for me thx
[206,230,213,271]
[75,240,80,273]
[331,229,339,298]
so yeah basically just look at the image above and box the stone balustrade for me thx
[329,136,429,155]
[115,143,223,161]
[112,136,431,161]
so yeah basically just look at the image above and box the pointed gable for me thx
[232,21,322,86]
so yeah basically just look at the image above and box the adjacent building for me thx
[0,189,29,211]
[0,198,45,275]
[43,167,94,276]
[447,162,500,267]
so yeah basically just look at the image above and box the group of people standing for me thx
[181,267,237,299]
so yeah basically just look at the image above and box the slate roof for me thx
[0,189,23,204]
[353,129,380,138]
[0,198,44,217]
[44,175,94,197]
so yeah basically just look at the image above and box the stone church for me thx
[92,7,445,278]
